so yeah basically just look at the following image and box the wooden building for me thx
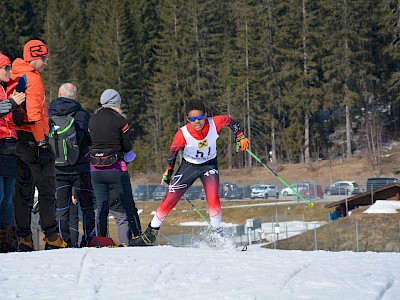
[324,183,400,217]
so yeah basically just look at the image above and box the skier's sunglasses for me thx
[187,114,205,122]
[0,65,11,72]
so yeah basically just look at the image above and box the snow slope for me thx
[0,246,399,300]
[1,201,399,299]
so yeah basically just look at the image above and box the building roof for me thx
[324,183,400,214]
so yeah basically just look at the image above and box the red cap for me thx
[0,52,11,67]
[23,40,50,62]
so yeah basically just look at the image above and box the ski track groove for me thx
[377,277,395,300]
[323,263,354,289]
[154,261,173,286]
[77,250,89,286]
[76,249,102,296]
[279,262,312,294]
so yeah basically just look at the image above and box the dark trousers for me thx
[91,171,141,237]
[68,202,79,247]
[55,172,96,246]
[14,142,58,238]
[109,196,131,245]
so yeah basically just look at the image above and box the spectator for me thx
[0,52,25,253]
[11,40,67,251]
[88,89,141,240]
[68,187,131,247]
[129,98,249,246]
[49,83,96,247]
[108,186,132,245]
[68,191,80,248]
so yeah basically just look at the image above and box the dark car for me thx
[152,185,168,201]
[133,184,159,200]
[300,185,324,199]
[324,181,359,196]
[183,185,203,200]
[199,183,244,200]
[366,177,399,192]
[223,183,244,200]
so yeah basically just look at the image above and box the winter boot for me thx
[2,226,18,252]
[128,223,159,247]
[18,236,35,252]
[0,228,7,253]
[44,234,68,250]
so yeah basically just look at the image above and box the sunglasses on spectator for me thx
[1,65,11,71]
[41,56,49,62]
[187,114,205,122]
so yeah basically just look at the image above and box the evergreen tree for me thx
[85,0,134,109]
[0,0,46,60]
[380,0,400,102]
[320,0,376,158]
[248,0,284,165]
[42,0,88,101]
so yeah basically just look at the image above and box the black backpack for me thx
[49,113,80,166]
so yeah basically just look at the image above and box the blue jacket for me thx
[49,97,91,174]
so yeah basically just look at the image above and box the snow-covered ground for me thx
[0,245,399,300]
[1,201,399,299]
[364,200,400,214]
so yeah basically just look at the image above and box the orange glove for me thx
[162,167,173,185]
[236,133,249,151]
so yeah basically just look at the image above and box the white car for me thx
[281,182,309,197]
[250,185,279,199]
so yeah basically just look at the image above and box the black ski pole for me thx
[243,147,315,207]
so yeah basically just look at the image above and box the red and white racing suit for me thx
[151,115,244,228]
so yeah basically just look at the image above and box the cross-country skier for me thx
[129,98,249,246]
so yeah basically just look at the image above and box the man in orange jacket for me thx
[11,40,67,251]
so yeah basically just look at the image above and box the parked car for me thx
[250,184,279,199]
[183,185,203,200]
[281,182,309,197]
[324,181,360,196]
[300,185,324,199]
[223,183,244,200]
[243,185,252,198]
[152,185,168,201]
[200,188,206,200]
[199,183,245,200]
[366,177,399,192]
[133,184,159,200]
[199,184,224,200]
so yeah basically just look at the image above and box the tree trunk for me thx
[345,102,352,158]
[304,112,310,163]
[271,118,277,164]
[245,20,251,168]
[227,87,232,171]
[302,0,310,164]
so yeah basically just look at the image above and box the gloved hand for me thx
[124,151,136,162]
[236,133,249,151]
[162,168,173,185]
[37,145,55,170]
[12,106,24,126]
[0,100,12,114]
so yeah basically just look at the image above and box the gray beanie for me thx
[100,89,121,107]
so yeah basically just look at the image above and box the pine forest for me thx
[1,0,399,173]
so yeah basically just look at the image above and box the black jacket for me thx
[89,107,132,153]
[49,97,91,174]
